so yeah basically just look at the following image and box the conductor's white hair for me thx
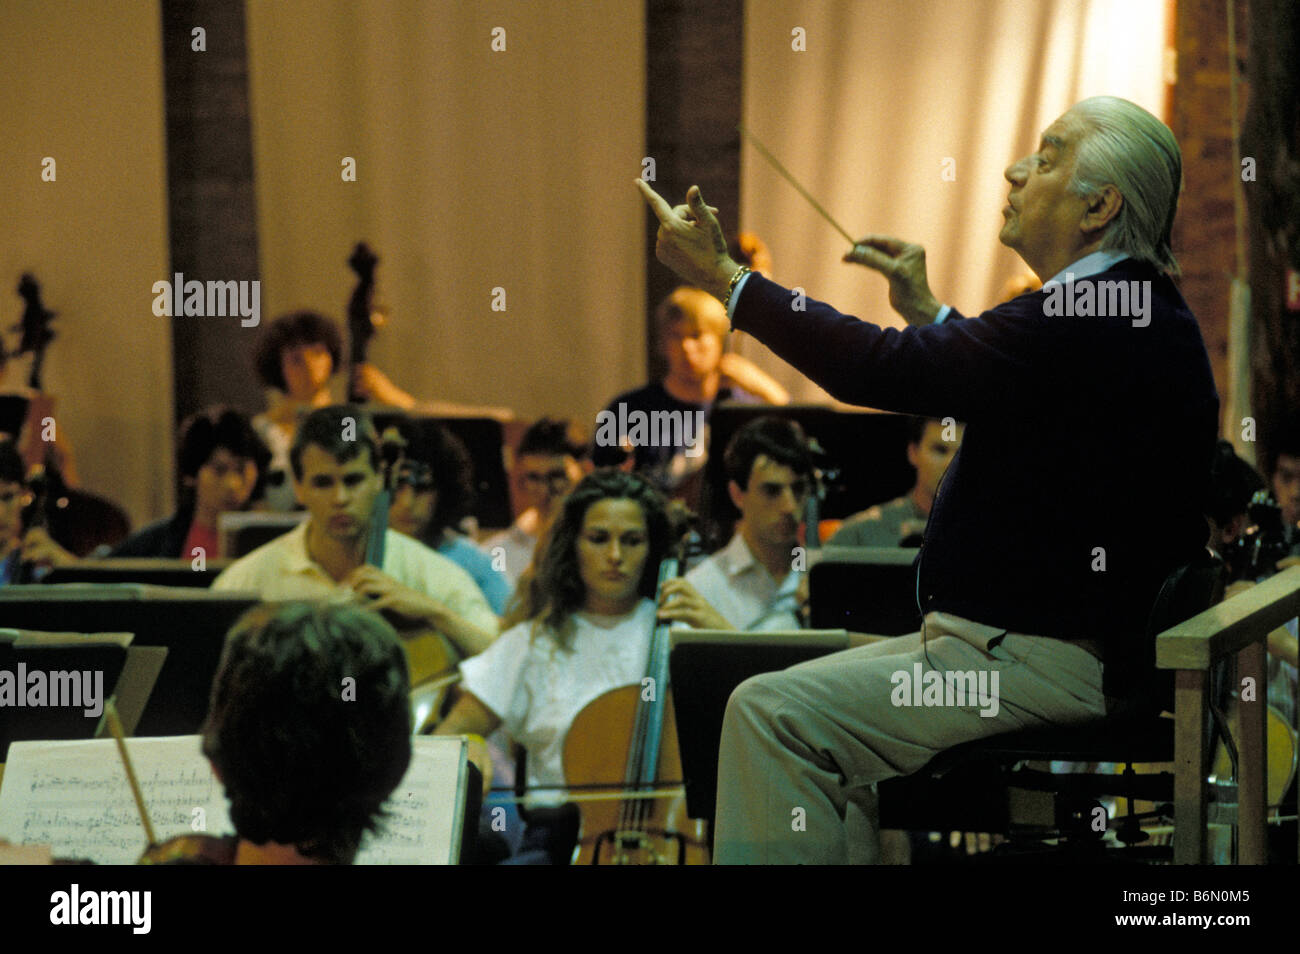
[1068,96,1183,277]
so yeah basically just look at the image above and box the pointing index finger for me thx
[635,178,676,223]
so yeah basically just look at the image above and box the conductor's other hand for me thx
[635,180,740,303]
[843,235,942,327]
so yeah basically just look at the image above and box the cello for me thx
[343,246,462,724]
[561,526,710,864]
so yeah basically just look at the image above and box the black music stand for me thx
[0,586,259,736]
[808,546,923,636]
[668,628,848,824]
[0,634,130,761]
[42,559,230,588]
[217,511,307,559]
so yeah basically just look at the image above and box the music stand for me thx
[43,558,230,588]
[668,628,848,824]
[218,511,307,559]
[0,586,260,736]
[0,631,139,761]
[808,546,922,636]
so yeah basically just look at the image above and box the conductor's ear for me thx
[1082,184,1122,235]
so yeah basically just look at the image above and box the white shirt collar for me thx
[718,531,760,579]
[1044,250,1128,286]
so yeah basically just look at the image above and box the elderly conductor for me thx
[637,96,1218,863]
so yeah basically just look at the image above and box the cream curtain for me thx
[0,0,172,528]
[737,0,1170,405]
[246,0,647,433]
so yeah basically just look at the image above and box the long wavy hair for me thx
[526,470,671,645]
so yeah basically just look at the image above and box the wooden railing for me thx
[1157,565,1300,864]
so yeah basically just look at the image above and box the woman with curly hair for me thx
[434,470,671,805]
[251,311,344,511]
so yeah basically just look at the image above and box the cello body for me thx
[563,684,709,864]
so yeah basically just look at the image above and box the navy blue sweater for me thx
[733,261,1218,691]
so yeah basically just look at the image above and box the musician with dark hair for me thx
[657,416,813,632]
[252,311,346,511]
[0,438,80,578]
[387,415,510,614]
[436,471,671,826]
[830,416,964,548]
[110,406,269,559]
[144,602,412,864]
[213,405,498,661]
[481,417,589,592]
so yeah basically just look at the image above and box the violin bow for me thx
[101,698,157,848]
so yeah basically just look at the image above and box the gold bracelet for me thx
[723,266,752,313]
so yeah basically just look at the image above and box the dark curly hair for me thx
[528,470,670,643]
[176,406,271,502]
[390,415,476,542]
[252,311,343,392]
[200,602,412,864]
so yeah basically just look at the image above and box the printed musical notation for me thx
[0,735,466,864]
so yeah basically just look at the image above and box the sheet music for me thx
[356,737,466,864]
[0,737,229,864]
[0,735,466,865]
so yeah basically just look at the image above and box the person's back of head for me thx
[201,601,412,864]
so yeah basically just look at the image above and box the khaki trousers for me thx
[712,612,1108,864]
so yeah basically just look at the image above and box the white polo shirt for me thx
[684,532,803,631]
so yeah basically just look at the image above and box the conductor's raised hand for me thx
[843,235,941,327]
[635,180,740,302]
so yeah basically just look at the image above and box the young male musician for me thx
[213,405,497,659]
[656,416,814,632]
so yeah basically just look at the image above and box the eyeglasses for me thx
[395,468,436,492]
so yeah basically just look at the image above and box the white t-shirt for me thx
[459,599,657,794]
